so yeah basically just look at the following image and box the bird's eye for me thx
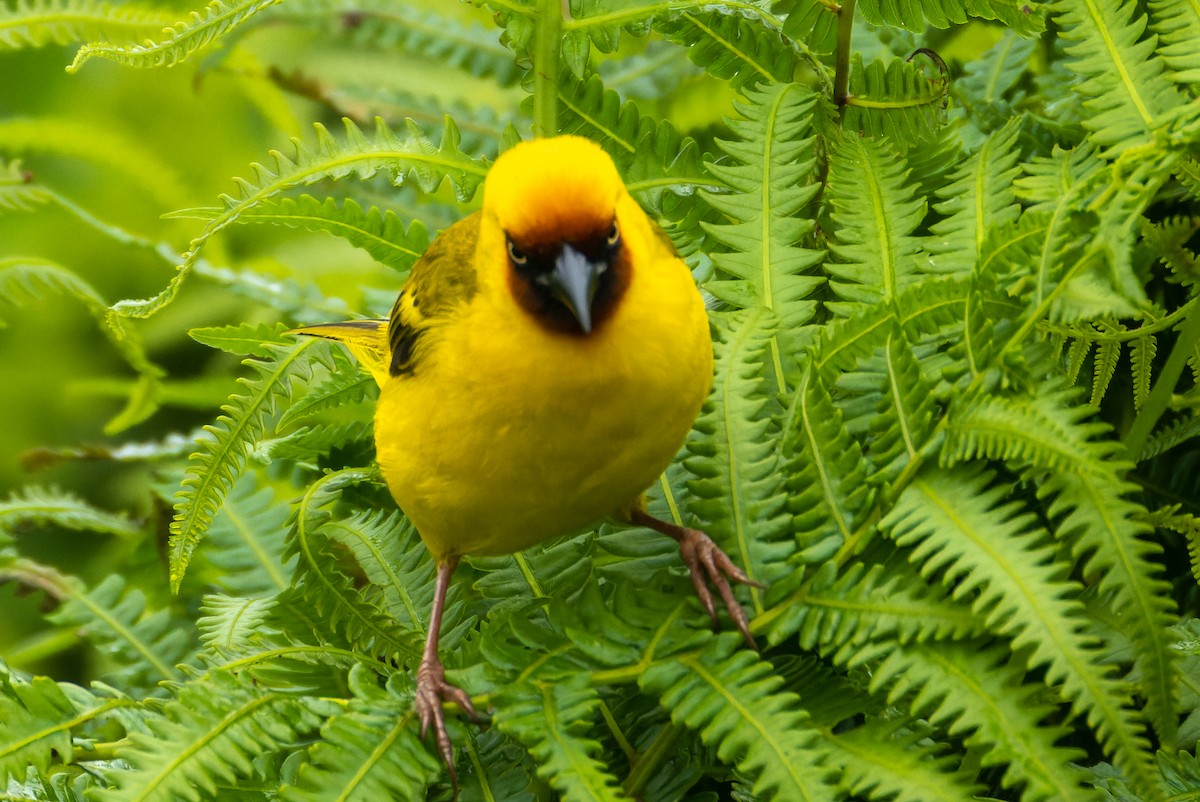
[507,238,527,265]
[606,222,620,248]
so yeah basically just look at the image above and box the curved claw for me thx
[630,510,762,649]
[415,655,477,793]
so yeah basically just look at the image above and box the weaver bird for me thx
[293,135,757,784]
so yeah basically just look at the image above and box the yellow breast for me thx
[374,190,712,559]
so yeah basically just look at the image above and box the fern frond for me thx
[700,82,824,376]
[683,309,790,613]
[654,9,796,91]
[864,326,940,485]
[1041,465,1179,748]
[925,118,1021,276]
[188,321,291,358]
[68,0,283,71]
[282,666,439,801]
[169,338,319,592]
[49,573,195,691]
[781,366,871,562]
[1142,412,1200,458]
[1141,214,1200,287]
[955,30,1037,109]
[471,534,594,603]
[762,561,985,663]
[841,55,947,146]
[281,468,424,662]
[944,385,1112,476]
[258,419,374,463]
[93,673,322,802]
[872,639,1093,801]
[0,0,172,49]
[882,464,1158,794]
[0,668,81,779]
[170,195,430,275]
[824,132,928,315]
[0,485,139,538]
[640,634,836,801]
[279,349,378,426]
[1147,0,1200,87]
[112,117,485,321]
[197,595,276,655]
[1052,0,1188,154]
[492,674,628,802]
[826,717,985,802]
[192,474,292,597]
[856,0,1045,33]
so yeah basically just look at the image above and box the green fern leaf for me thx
[872,639,1093,801]
[945,386,1112,476]
[68,0,282,71]
[259,419,374,463]
[170,196,430,275]
[1041,464,1179,749]
[0,667,80,779]
[654,9,796,91]
[192,474,292,596]
[640,633,836,801]
[282,666,439,801]
[282,468,424,662]
[955,30,1038,109]
[189,321,291,358]
[0,0,172,49]
[1142,412,1200,458]
[865,325,940,485]
[841,55,947,146]
[781,366,871,563]
[684,309,790,614]
[763,561,985,663]
[279,349,379,427]
[701,82,824,377]
[492,674,628,802]
[882,464,1159,795]
[49,573,195,690]
[1091,336,1121,406]
[170,339,319,591]
[197,595,276,655]
[780,0,838,55]
[1147,0,1200,87]
[926,118,1021,276]
[1052,0,1189,154]
[93,673,323,802]
[856,0,1045,33]
[112,116,485,321]
[1141,214,1200,288]
[826,717,985,802]
[824,132,928,315]
[0,485,139,538]
[471,534,593,604]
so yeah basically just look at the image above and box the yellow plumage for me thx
[292,135,752,787]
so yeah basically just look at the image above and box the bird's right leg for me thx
[415,555,477,790]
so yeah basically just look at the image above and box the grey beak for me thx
[551,244,604,334]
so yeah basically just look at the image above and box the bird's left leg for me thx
[629,508,762,648]
[415,555,477,791]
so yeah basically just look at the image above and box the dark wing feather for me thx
[388,213,481,377]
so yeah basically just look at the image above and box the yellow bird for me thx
[293,135,756,782]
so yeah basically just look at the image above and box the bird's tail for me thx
[288,320,390,387]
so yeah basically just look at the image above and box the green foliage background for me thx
[2,0,1200,799]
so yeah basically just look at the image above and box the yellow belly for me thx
[374,259,711,560]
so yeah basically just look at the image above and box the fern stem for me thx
[598,700,638,764]
[833,0,855,109]
[513,552,546,597]
[1124,301,1200,461]
[624,721,684,797]
[532,0,563,137]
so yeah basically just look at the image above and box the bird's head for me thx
[482,136,630,336]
